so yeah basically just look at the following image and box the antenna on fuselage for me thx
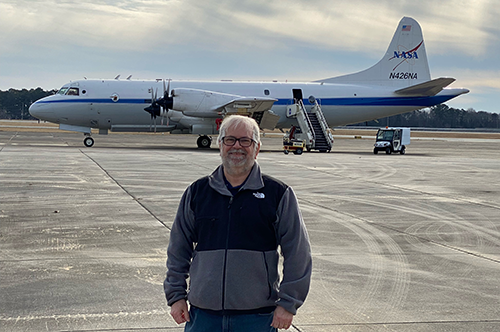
[126,75,132,80]
[114,75,120,80]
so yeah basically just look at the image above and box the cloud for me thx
[0,0,498,112]
[450,69,500,91]
[1,1,173,51]
[2,0,498,57]
[418,1,500,57]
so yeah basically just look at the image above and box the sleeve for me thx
[164,185,196,306]
[275,186,312,315]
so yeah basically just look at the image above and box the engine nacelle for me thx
[172,88,237,118]
[191,124,218,135]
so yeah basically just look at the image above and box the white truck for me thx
[373,127,410,154]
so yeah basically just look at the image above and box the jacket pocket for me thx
[188,249,226,310]
[224,249,279,310]
[262,252,272,299]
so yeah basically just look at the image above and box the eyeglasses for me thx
[221,136,255,147]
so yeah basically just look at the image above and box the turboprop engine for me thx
[170,88,246,118]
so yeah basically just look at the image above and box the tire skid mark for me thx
[338,195,500,264]
[302,201,410,322]
[308,190,500,251]
[284,157,500,212]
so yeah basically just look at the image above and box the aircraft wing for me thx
[213,97,279,130]
[171,88,279,129]
[211,97,278,114]
[171,88,277,115]
[394,77,456,96]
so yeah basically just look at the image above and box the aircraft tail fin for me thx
[316,17,431,87]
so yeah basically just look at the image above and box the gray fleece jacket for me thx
[164,163,312,315]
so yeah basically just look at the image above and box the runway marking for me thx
[0,309,169,322]
[79,149,171,230]
[295,319,500,327]
[0,132,17,152]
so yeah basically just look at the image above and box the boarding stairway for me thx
[287,98,334,152]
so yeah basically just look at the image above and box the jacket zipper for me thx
[221,195,233,311]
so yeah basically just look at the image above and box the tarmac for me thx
[1,128,500,331]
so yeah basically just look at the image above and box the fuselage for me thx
[29,79,468,134]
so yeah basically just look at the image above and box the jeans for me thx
[185,306,277,332]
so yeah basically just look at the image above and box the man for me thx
[164,115,312,331]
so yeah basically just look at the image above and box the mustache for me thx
[228,149,246,155]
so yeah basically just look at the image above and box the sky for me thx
[1,0,499,113]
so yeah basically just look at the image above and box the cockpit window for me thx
[67,87,79,96]
[57,87,69,95]
[56,86,79,95]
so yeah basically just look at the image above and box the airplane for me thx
[29,16,469,149]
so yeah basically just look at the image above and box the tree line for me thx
[350,104,500,129]
[1,88,499,129]
[0,88,57,120]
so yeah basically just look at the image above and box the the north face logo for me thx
[253,192,265,199]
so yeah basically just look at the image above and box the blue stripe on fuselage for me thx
[36,95,458,107]
[36,98,150,104]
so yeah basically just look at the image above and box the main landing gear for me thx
[197,135,212,148]
[83,135,94,147]
[82,133,213,149]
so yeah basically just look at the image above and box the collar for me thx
[208,162,264,196]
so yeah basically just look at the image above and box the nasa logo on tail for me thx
[387,25,424,79]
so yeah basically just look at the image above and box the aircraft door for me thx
[292,89,303,103]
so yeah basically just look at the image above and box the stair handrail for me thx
[297,99,316,142]
[299,99,316,141]
[311,99,334,148]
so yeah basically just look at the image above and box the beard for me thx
[222,148,255,174]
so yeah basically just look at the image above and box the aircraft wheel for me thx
[400,146,406,155]
[385,147,392,154]
[197,135,212,148]
[84,137,94,147]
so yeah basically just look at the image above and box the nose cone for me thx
[29,97,55,121]
[28,101,43,119]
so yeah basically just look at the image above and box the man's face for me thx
[220,123,260,174]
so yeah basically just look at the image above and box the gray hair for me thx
[218,115,261,145]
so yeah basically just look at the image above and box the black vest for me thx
[189,174,288,252]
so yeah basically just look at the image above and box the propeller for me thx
[144,88,161,132]
[157,79,173,126]
[144,79,174,131]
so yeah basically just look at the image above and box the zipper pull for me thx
[228,196,233,209]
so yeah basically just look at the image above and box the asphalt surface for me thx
[1,130,500,331]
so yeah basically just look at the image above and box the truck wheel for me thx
[400,146,406,155]
[296,148,303,155]
[385,148,392,155]
[284,150,289,155]
[373,148,378,154]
